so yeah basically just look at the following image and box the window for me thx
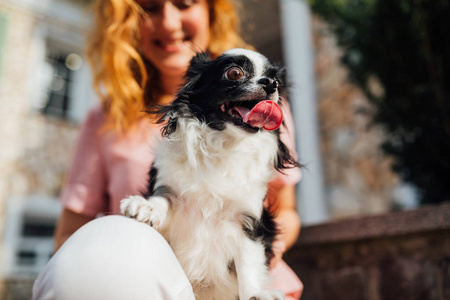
[1,196,61,278]
[41,46,83,119]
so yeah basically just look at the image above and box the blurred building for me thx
[0,0,416,298]
[0,0,95,297]
[242,0,417,221]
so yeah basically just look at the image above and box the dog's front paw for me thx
[120,195,168,229]
[249,290,285,300]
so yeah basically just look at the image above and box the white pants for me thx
[32,216,195,300]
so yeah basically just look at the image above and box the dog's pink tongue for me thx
[233,101,283,131]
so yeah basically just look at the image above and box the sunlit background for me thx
[0,0,448,298]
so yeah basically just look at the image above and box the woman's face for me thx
[137,0,211,78]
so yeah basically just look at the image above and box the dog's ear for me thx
[152,52,211,136]
[161,111,178,137]
[276,66,290,99]
[275,137,301,172]
[185,52,211,80]
[174,52,211,94]
[149,104,179,137]
[274,109,302,172]
[277,67,287,87]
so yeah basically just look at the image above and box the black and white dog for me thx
[121,49,299,300]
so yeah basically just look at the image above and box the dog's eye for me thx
[225,67,244,80]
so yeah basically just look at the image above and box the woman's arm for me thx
[267,183,301,269]
[269,184,301,249]
[274,184,301,250]
[54,208,95,252]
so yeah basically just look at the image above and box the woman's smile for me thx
[154,36,190,52]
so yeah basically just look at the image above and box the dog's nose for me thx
[258,77,279,94]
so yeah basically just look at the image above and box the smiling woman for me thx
[32,0,304,299]
[87,0,249,130]
[138,0,210,77]
[138,0,211,78]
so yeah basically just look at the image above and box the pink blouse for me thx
[61,104,303,299]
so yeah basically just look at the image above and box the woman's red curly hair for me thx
[86,0,252,131]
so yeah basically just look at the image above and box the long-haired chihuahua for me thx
[121,49,300,300]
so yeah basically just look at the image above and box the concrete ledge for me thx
[296,202,450,246]
[286,203,450,300]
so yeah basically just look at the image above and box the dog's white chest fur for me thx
[155,118,278,215]
[155,119,278,298]
[121,118,281,299]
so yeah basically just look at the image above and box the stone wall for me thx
[0,2,86,207]
[0,0,81,226]
[0,0,92,200]
[2,279,34,300]
[0,2,89,297]
[285,203,450,300]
